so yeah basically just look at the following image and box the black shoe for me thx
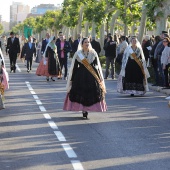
[46,78,49,81]
[13,70,16,73]
[82,111,88,119]
[51,77,55,81]
[131,94,134,97]
[27,69,30,73]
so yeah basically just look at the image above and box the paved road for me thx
[0,55,170,170]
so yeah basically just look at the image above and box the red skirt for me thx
[63,94,107,112]
[36,58,58,77]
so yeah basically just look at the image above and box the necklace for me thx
[82,50,89,58]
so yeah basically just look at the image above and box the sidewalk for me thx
[149,84,170,96]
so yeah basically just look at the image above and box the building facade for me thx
[10,2,30,29]
[31,4,59,15]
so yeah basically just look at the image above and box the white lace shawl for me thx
[66,49,106,93]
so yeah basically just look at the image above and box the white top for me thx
[161,46,170,65]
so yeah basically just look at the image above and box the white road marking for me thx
[35,99,42,105]
[54,131,66,141]
[43,113,51,119]
[25,81,84,169]
[39,106,46,112]
[71,160,84,170]
[16,64,21,72]
[30,90,36,95]
[48,121,58,130]
[33,95,39,100]
[28,86,33,91]
[61,144,77,158]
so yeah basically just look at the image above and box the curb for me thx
[149,85,170,96]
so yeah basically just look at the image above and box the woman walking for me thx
[117,36,150,96]
[36,36,60,81]
[63,37,107,118]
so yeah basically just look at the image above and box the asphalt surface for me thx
[0,55,170,170]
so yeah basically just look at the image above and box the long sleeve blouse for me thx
[161,46,170,65]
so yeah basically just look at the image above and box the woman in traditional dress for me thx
[117,36,150,96]
[36,36,60,81]
[63,37,107,118]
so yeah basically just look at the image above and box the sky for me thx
[0,0,64,22]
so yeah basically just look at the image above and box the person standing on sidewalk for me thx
[22,36,36,73]
[6,32,20,73]
[161,37,170,88]
[150,36,161,86]
[104,35,117,79]
[154,31,169,87]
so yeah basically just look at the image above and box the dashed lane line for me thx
[25,81,84,170]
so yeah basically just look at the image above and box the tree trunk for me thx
[91,21,96,37]
[138,3,147,43]
[130,25,136,36]
[123,0,128,36]
[70,28,74,37]
[84,21,89,37]
[100,23,105,56]
[65,27,70,40]
[110,10,120,35]
[73,27,77,40]
[156,16,167,35]
[77,6,84,34]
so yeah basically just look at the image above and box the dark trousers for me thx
[105,57,115,78]
[157,58,165,86]
[164,64,170,87]
[9,52,17,71]
[27,58,33,70]
[59,58,67,77]
[151,58,159,85]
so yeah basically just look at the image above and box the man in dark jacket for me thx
[56,33,72,80]
[41,33,50,54]
[7,32,20,73]
[73,33,81,53]
[91,36,101,56]
[104,35,117,79]
[22,36,36,73]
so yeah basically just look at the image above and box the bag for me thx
[0,95,5,110]
[116,53,123,65]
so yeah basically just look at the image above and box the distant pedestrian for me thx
[56,33,72,80]
[6,32,20,73]
[91,36,101,56]
[36,36,60,81]
[22,36,36,73]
